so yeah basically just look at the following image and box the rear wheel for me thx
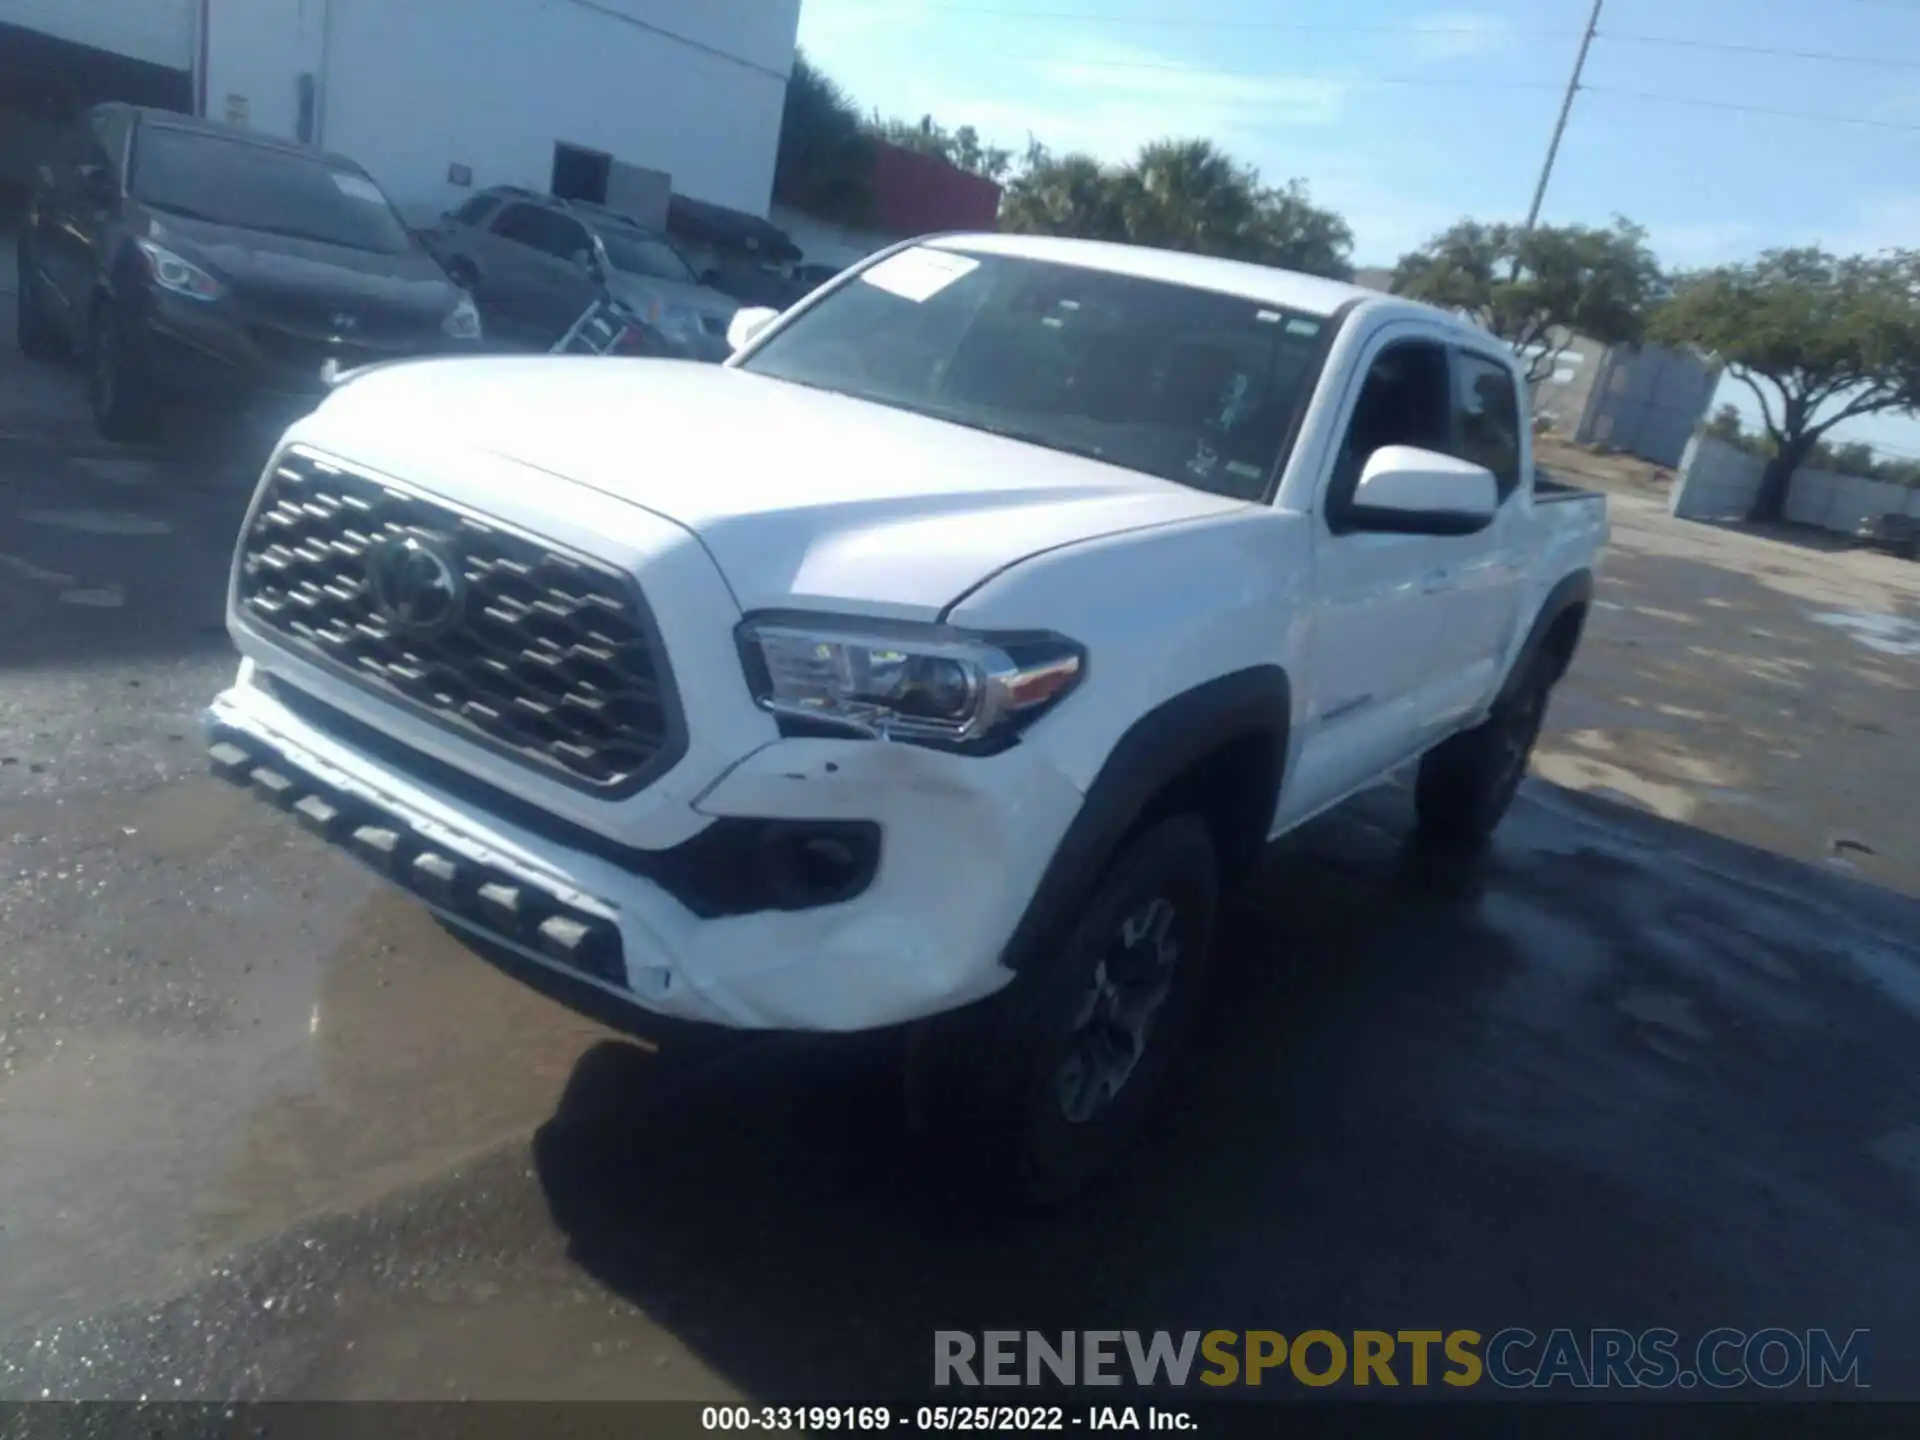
[1415,654,1554,847]
[905,815,1219,1206]
[89,299,161,443]
[14,236,65,361]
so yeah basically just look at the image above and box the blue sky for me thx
[798,0,1920,455]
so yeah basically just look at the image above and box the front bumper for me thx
[140,295,484,402]
[205,664,1086,1032]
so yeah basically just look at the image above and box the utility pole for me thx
[1522,0,1603,232]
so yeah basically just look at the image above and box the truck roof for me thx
[927,231,1484,338]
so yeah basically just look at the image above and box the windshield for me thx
[738,249,1332,499]
[596,226,696,283]
[130,128,413,255]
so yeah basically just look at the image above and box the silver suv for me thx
[421,187,738,360]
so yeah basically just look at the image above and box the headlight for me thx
[443,294,482,340]
[737,615,1085,749]
[134,238,222,301]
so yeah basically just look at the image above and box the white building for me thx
[1,0,799,226]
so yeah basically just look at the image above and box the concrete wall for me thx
[205,0,798,223]
[0,0,197,71]
[1579,344,1720,469]
[1672,435,1920,533]
[1524,328,1606,435]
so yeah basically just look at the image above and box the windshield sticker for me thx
[861,247,980,303]
[330,172,386,205]
[1286,318,1322,337]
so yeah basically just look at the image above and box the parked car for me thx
[788,261,844,299]
[204,235,1606,1203]
[15,103,483,441]
[1858,512,1919,560]
[419,188,736,360]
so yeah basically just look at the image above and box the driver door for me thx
[1273,332,1459,829]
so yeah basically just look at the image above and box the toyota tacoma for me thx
[205,234,1606,1201]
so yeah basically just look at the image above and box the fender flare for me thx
[1000,665,1291,974]
[1500,568,1595,702]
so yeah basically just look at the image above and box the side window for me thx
[1452,351,1522,500]
[1326,340,1453,526]
[452,194,499,227]
[493,204,591,264]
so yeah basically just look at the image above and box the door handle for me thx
[1419,567,1452,593]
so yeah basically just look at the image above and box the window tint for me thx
[452,194,499,227]
[128,129,411,253]
[1327,340,1453,523]
[1453,351,1522,499]
[739,249,1332,499]
[594,225,694,282]
[493,204,592,263]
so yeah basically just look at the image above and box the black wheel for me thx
[14,236,65,361]
[1415,654,1554,847]
[89,300,160,443]
[905,815,1219,1206]
[444,258,479,292]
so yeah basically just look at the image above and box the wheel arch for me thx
[1000,665,1291,975]
[1500,568,1594,702]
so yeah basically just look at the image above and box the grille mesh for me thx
[236,452,678,792]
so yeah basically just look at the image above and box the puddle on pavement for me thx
[1809,609,1920,658]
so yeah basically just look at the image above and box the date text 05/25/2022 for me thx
[702,1406,1195,1432]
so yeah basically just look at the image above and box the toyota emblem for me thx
[367,533,464,632]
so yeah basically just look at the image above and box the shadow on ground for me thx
[530,782,1920,1403]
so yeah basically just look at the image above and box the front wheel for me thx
[905,815,1219,1206]
[89,300,161,443]
[1414,655,1554,847]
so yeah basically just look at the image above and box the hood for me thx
[144,210,461,336]
[312,358,1249,617]
[606,272,738,326]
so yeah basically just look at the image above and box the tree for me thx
[1391,217,1664,387]
[1703,402,1752,450]
[773,53,876,226]
[1000,138,1354,280]
[870,113,1014,182]
[1650,247,1920,520]
[999,140,1128,241]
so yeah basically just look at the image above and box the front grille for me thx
[249,326,394,373]
[236,451,682,793]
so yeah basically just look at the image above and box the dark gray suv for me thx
[420,188,738,360]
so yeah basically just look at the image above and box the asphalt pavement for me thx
[3,294,1919,1408]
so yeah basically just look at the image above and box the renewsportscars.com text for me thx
[934,1328,1869,1390]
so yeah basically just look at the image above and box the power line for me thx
[1584,83,1920,133]
[1002,54,1564,92]
[894,4,1574,35]
[1600,31,1920,71]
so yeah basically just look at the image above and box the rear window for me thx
[130,127,412,254]
[739,248,1333,500]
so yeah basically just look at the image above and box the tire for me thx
[1415,653,1555,847]
[904,815,1219,1206]
[14,236,65,361]
[89,299,161,444]
[443,258,479,292]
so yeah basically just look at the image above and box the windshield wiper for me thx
[921,407,1114,466]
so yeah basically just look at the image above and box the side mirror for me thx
[1347,446,1498,535]
[725,305,780,353]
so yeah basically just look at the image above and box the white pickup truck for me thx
[205,234,1606,1201]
